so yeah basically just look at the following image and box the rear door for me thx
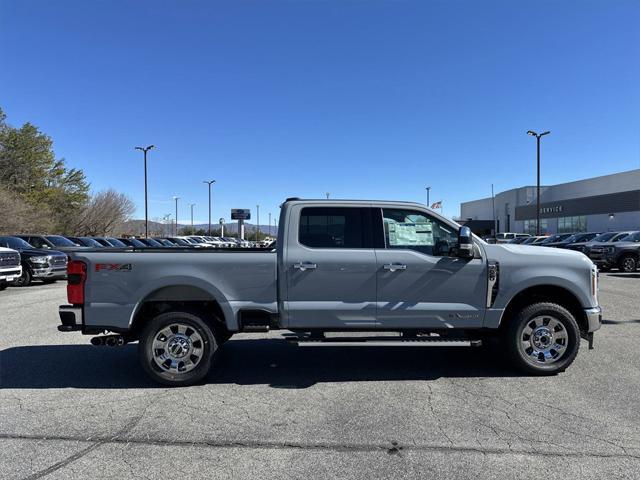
[283,205,378,329]
[374,207,488,329]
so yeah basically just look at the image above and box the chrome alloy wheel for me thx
[151,323,204,373]
[520,315,568,364]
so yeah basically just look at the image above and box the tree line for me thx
[0,107,135,236]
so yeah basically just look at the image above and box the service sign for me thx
[231,209,251,220]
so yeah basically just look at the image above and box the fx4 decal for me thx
[95,263,132,272]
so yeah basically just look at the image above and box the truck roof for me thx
[283,198,429,208]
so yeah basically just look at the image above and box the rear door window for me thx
[299,207,370,248]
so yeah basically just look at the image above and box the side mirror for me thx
[456,226,474,259]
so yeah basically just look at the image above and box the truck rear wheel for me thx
[506,302,580,375]
[139,311,219,386]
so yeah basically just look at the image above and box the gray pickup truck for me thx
[58,199,602,386]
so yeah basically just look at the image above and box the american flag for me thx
[431,201,442,209]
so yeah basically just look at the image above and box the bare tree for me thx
[72,189,136,236]
[0,185,53,234]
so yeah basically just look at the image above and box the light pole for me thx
[491,184,497,235]
[268,212,271,236]
[163,213,172,237]
[426,186,431,208]
[173,196,180,235]
[256,205,260,242]
[135,145,154,237]
[189,203,195,232]
[203,180,216,236]
[527,130,551,235]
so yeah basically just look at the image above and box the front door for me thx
[284,206,378,329]
[375,208,488,329]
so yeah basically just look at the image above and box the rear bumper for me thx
[584,306,602,333]
[58,305,83,332]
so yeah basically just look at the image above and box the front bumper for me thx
[58,305,83,332]
[584,306,602,332]
[0,267,22,282]
[32,266,67,279]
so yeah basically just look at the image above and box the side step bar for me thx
[287,336,482,348]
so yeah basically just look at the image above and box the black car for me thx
[543,232,600,249]
[118,237,147,248]
[137,238,165,247]
[154,237,196,248]
[589,231,640,272]
[0,236,68,286]
[91,237,129,248]
[66,236,105,248]
[539,233,573,246]
[15,234,90,253]
[577,231,634,255]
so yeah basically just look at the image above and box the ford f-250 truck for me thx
[58,199,602,386]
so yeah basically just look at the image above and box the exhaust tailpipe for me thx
[91,335,124,347]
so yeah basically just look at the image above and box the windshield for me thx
[0,236,34,250]
[125,238,146,247]
[145,238,163,247]
[46,236,76,247]
[105,238,127,247]
[612,232,631,242]
[592,232,617,242]
[190,237,204,243]
[79,237,103,247]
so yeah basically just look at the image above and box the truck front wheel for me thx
[139,311,219,386]
[619,254,637,273]
[506,303,580,375]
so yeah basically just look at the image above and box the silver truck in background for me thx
[58,199,602,386]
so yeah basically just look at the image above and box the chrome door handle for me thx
[383,263,407,272]
[293,262,317,271]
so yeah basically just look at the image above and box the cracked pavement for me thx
[1,274,639,479]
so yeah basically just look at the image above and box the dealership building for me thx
[459,169,640,235]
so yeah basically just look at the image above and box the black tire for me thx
[506,302,580,375]
[618,254,637,273]
[13,269,31,287]
[138,311,220,387]
[0,282,7,291]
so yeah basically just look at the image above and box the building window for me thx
[523,219,548,235]
[557,216,587,234]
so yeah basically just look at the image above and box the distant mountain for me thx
[119,219,277,237]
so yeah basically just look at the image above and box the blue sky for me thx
[1,0,639,225]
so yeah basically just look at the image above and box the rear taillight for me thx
[67,260,86,305]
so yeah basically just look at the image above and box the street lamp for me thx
[256,204,260,242]
[173,196,180,236]
[527,130,551,235]
[203,180,216,236]
[268,212,271,236]
[134,145,155,237]
[425,186,431,208]
[189,203,195,231]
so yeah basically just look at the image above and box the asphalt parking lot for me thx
[1,274,639,479]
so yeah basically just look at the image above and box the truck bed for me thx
[68,248,277,332]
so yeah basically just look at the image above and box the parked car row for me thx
[506,230,640,272]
